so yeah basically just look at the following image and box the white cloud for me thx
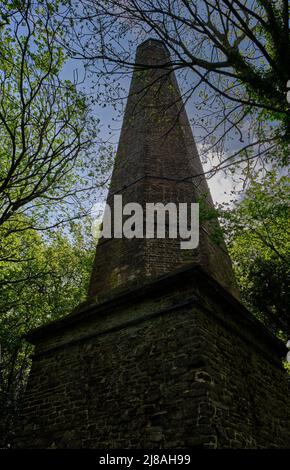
[197,144,244,206]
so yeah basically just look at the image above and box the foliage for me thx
[0,0,111,447]
[0,216,95,446]
[221,168,290,336]
[0,0,110,238]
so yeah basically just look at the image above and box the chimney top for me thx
[137,38,170,56]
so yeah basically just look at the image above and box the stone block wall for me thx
[15,267,290,448]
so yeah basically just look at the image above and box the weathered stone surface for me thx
[15,267,290,448]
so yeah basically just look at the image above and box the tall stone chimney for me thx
[88,38,238,301]
[15,39,290,450]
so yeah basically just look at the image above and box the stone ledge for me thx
[25,264,286,363]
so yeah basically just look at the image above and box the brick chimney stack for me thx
[88,39,239,301]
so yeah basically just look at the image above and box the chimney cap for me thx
[137,38,170,55]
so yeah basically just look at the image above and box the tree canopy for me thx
[0,0,109,445]
[66,0,290,173]
[222,168,290,337]
[0,0,110,241]
[0,217,94,446]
